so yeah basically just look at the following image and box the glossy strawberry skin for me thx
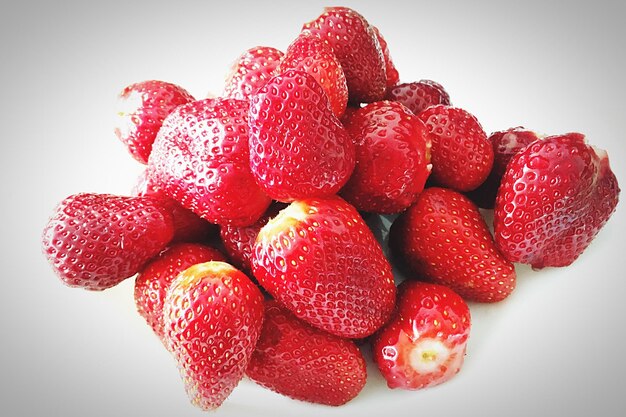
[248,70,355,202]
[279,32,348,118]
[42,193,174,291]
[246,301,367,406]
[252,196,396,338]
[148,98,271,226]
[466,128,540,209]
[418,105,493,192]
[371,25,399,89]
[134,243,226,341]
[494,133,620,268]
[373,281,471,390]
[303,7,386,103]
[163,262,264,411]
[340,101,432,214]
[386,80,450,115]
[390,187,516,302]
[223,46,284,100]
[114,80,194,164]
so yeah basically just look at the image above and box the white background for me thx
[1,0,625,416]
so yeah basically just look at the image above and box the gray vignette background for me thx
[1,0,625,416]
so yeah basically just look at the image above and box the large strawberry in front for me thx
[251,196,396,338]
[494,133,620,268]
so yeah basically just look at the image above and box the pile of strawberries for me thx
[41,6,620,411]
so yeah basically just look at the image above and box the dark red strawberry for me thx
[386,80,450,115]
[223,46,284,100]
[163,261,264,410]
[251,196,396,338]
[494,133,620,268]
[247,300,367,406]
[42,193,174,291]
[148,98,271,226]
[340,101,432,213]
[418,105,493,192]
[390,187,516,302]
[467,127,540,209]
[114,80,194,164]
[279,32,348,118]
[303,7,386,103]
[248,69,355,202]
[134,243,226,341]
[371,25,399,88]
[373,281,471,390]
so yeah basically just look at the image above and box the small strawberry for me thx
[386,80,450,115]
[466,127,540,209]
[223,46,284,100]
[248,69,355,202]
[494,133,620,268]
[134,243,226,341]
[42,193,174,291]
[303,7,386,103]
[373,281,471,390]
[114,80,194,164]
[390,187,516,302]
[279,32,348,118]
[246,300,367,406]
[252,196,396,338]
[148,97,271,226]
[340,101,432,214]
[418,105,493,192]
[371,25,399,88]
[163,261,264,410]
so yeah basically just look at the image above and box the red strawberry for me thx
[114,80,194,164]
[386,80,450,115]
[466,127,540,209]
[418,105,493,192]
[223,46,284,100]
[494,133,620,268]
[340,101,432,214]
[219,202,286,274]
[371,25,399,88]
[133,170,218,243]
[42,193,174,291]
[251,196,396,338]
[390,187,516,302]
[148,97,271,226]
[373,281,471,390]
[248,69,355,202]
[247,300,367,406]
[279,32,348,118]
[303,7,386,103]
[134,243,226,341]
[163,261,264,410]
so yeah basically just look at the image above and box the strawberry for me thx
[42,193,174,291]
[148,97,271,226]
[279,32,348,118]
[466,127,540,209]
[373,281,471,390]
[114,80,194,164]
[340,101,432,214]
[248,69,355,202]
[494,133,620,268]
[163,261,264,410]
[390,187,516,302]
[386,80,451,115]
[251,196,396,338]
[223,46,284,100]
[134,243,226,341]
[418,105,493,192]
[247,300,367,406]
[303,7,386,103]
[133,170,218,243]
[371,25,399,89]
